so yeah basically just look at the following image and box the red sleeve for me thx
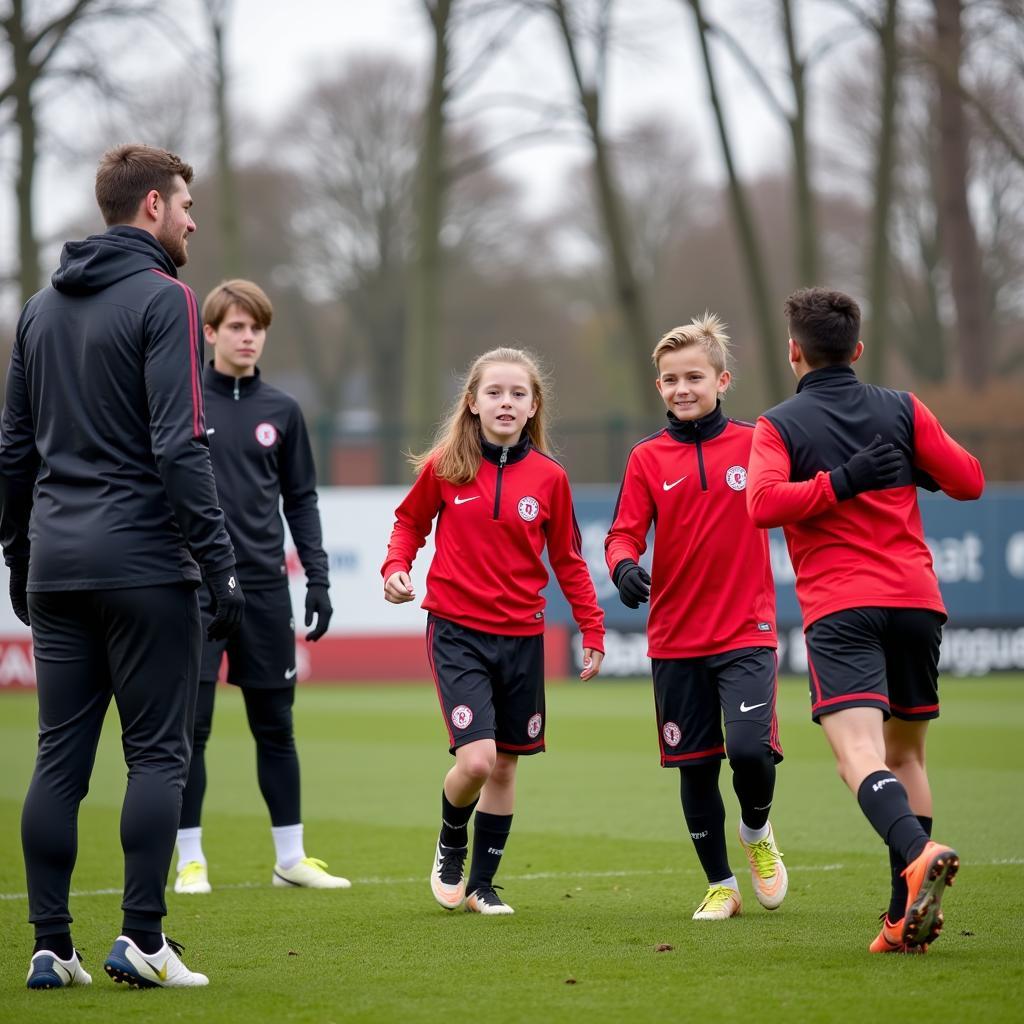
[381,462,443,580]
[911,395,984,500]
[747,417,838,527]
[604,449,653,577]
[546,471,605,652]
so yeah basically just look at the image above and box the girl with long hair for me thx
[382,347,604,915]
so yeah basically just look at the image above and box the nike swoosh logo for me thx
[206,428,216,436]
[663,477,687,491]
[157,961,168,982]
[740,701,768,713]
[453,495,479,505]
[284,667,298,680]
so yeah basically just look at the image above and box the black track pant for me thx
[23,585,200,936]
[179,682,300,829]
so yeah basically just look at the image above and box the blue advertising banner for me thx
[546,485,1024,677]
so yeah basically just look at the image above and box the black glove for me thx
[830,434,903,501]
[304,584,333,642]
[613,559,651,609]
[206,567,245,641]
[8,560,30,627]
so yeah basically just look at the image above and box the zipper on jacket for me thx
[695,436,708,490]
[493,446,509,518]
[233,379,240,401]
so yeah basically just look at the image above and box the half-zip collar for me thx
[480,431,530,520]
[204,361,261,399]
[665,401,728,444]
[796,364,858,394]
[480,430,531,465]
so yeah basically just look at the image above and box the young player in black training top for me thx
[173,280,347,894]
[1,144,243,990]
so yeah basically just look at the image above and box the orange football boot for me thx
[900,841,959,948]
[869,913,927,954]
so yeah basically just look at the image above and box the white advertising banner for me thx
[0,487,429,638]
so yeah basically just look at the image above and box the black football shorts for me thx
[651,646,782,767]
[804,606,944,723]
[200,584,296,689]
[426,614,546,756]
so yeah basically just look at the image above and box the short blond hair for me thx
[652,313,731,375]
[202,279,274,330]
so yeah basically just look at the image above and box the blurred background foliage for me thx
[1,0,1022,482]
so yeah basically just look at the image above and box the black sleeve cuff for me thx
[830,466,854,502]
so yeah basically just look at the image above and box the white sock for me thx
[739,821,771,844]
[272,823,305,869]
[176,827,205,870]
[711,875,739,891]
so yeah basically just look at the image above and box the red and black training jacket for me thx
[382,433,605,651]
[605,403,777,659]
[747,365,984,629]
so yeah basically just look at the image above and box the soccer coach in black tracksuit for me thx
[0,144,243,989]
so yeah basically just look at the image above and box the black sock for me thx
[34,932,73,960]
[887,814,932,921]
[466,811,513,893]
[440,790,477,849]
[856,771,930,863]
[728,730,776,832]
[680,764,731,883]
[123,929,163,955]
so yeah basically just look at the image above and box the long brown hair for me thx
[410,347,552,485]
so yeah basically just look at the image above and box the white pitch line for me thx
[1,857,1020,902]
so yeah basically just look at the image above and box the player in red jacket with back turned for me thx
[606,315,786,923]
[747,288,984,954]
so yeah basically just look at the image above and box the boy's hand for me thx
[304,584,333,641]
[831,434,903,500]
[614,560,651,609]
[580,649,603,680]
[384,571,415,604]
[206,567,245,640]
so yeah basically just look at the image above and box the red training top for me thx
[605,405,776,659]
[382,433,605,651]
[747,369,984,629]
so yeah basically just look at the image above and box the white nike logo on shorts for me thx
[284,667,298,680]
[453,495,479,505]
[663,477,687,491]
[740,701,767,713]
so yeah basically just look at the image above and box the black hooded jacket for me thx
[0,226,235,590]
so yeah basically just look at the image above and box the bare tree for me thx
[931,0,992,389]
[286,58,419,482]
[202,0,242,277]
[685,0,785,405]
[547,0,651,410]
[863,0,900,383]
[404,0,453,452]
[702,0,821,285]
[0,0,154,303]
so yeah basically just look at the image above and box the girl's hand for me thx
[384,571,415,604]
[579,648,603,680]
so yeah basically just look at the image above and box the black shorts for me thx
[200,585,296,689]
[805,607,944,723]
[426,615,546,756]
[651,647,782,767]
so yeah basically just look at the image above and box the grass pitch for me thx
[1,676,1022,1023]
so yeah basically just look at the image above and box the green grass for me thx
[1,677,1023,1023]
